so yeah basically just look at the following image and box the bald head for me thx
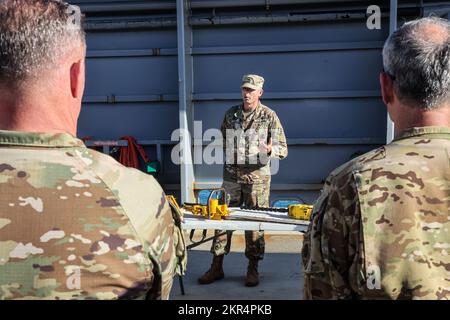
[382,17,450,110]
[420,22,448,43]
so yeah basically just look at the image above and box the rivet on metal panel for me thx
[265,0,270,11]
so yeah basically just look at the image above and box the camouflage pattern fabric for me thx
[221,102,288,184]
[0,130,184,300]
[210,180,269,260]
[302,126,450,300]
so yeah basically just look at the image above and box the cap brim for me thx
[241,83,260,90]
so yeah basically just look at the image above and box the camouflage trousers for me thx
[210,179,270,260]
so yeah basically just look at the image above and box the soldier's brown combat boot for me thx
[198,255,225,284]
[245,259,259,287]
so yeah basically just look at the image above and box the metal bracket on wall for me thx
[152,48,161,56]
[107,94,116,104]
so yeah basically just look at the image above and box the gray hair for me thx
[0,0,85,84]
[382,16,450,110]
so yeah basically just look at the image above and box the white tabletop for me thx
[181,209,310,233]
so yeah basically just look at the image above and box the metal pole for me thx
[177,0,195,203]
[386,0,397,144]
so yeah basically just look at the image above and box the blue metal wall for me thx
[76,15,182,185]
[73,0,450,204]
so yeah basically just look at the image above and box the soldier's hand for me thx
[259,138,272,154]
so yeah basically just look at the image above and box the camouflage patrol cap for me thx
[241,74,264,90]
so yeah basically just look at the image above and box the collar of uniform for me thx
[253,101,263,115]
[394,126,450,141]
[0,130,85,148]
[236,101,261,118]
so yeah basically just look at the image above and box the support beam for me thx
[177,0,195,203]
[82,89,381,104]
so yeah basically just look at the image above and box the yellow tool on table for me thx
[166,195,183,217]
[184,188,229,220]
[288,204,313,220]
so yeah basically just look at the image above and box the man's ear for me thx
[70,59,85,99]
[380,72,394,106]
[259,89,264,97]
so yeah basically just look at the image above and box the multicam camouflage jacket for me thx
[302,126,450,300]
[221,102,288,184]
[0,130,185,300]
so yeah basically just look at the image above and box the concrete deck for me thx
[170,230,305,300]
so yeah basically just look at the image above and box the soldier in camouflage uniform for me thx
[302,17,450,300]
[198,74,288,287]
[0,0,185,300]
